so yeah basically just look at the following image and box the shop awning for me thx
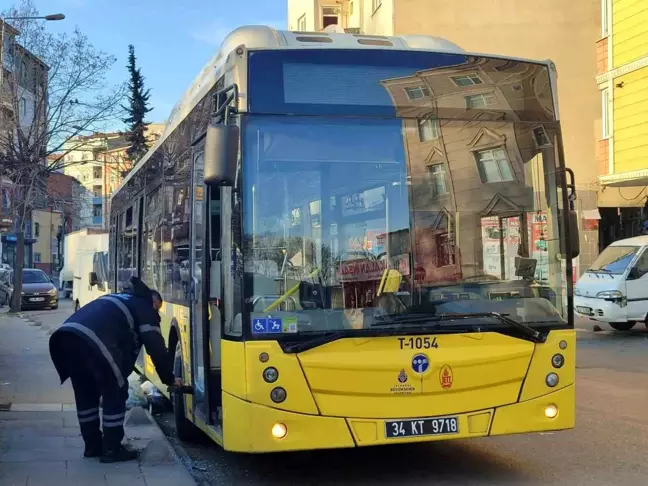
[599,169,648,187]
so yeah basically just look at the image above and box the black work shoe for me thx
[83,445,103,458]
[99,445,140,463]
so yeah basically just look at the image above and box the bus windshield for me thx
[241,50,569,338]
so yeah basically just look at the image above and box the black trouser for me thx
[62,334,128,452]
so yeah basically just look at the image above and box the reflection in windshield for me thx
[242,52,568,336]
[588,246,638,274]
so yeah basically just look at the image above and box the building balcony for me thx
[93,197,103,205]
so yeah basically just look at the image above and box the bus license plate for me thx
[29,297,45,302]
[385,416,459,438]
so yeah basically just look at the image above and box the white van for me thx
[575,235,648,331]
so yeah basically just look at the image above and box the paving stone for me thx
[66,457,141,475]
[0,460,67,478]
[0,444,84,462]
[10,403,63,412]
[62,404,77,412]
[141,464,196,484]
[1,418,64,428]
[0,474,27,486]
[3,426,81,438]
[0,411,76,421]
[64,436,85,448]
[105,472,146,486]
[0,435,65,450]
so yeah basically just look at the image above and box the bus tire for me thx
[173,342,198,441]
[609,322,635,331]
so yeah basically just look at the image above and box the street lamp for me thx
[0,13,65,89]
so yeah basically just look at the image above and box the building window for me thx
[93,204,102,218]
[465,93,497,109]
[19,98,27,119]
[601,89,610,139]
[93,185,102,197]
[451,74,483,87]
[532,126,552,148]
[34,222,40,237]
[93,166,103,179]
[475,148,515,183]
[405,86,430,100]
[372,0,382,13]
[322,6,340,28]
[427,164,448,197]
[297,14,306,31]
[434,232,455,267]
[601,0,610,38]
[350,1,354,15]
[34,252,41,263]
[418,118,440,142]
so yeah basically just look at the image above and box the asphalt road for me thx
[18,302,648,485]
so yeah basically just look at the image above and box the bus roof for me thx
[113,25,557,200]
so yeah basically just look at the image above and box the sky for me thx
[30,0,286,126]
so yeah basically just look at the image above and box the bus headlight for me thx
[559,340,567,350]
[544,404,558,419]
[272,422,287,439]
[263,367,279,383]
[551,354,564,368]
[270,387,287,403]
[546,373,559,387]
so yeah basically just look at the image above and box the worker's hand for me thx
[174,377,183,387]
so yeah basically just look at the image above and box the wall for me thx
[288,0,317,31]
[362,0,394,36]
[32,210,62,275]
[612,0,648,67]
[390,0,600,271]
[612,68,648,174]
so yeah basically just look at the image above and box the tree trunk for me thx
[10,231,25,313]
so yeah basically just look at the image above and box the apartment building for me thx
[0,19,49,269]
[597,0,648,247]
[61,123,164,229]
[32,208,62,275]
[287,0,601,273]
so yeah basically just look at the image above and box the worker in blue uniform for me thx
[49,276,182,463]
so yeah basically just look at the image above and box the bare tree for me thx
[0,0,125,311]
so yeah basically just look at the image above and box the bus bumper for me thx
[222,385,574,453]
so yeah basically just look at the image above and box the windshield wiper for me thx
[281,331,347,353]
[373,312,546,343]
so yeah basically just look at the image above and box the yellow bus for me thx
[109,26,580,453]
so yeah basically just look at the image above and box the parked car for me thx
[9,269,59,310]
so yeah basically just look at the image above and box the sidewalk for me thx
[0,310,196,486]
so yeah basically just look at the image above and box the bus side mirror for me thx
[558,209,580,260]
[568,210,580,259]
[204,122,239,186]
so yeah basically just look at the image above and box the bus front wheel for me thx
[610,322,635,331]
[173,342,198,441]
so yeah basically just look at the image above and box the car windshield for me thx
[22,271,50,284]
[239,50,570,338]
[587,246,639,275]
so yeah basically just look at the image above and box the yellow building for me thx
[597,0,648,245]
[32,209,62,275]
